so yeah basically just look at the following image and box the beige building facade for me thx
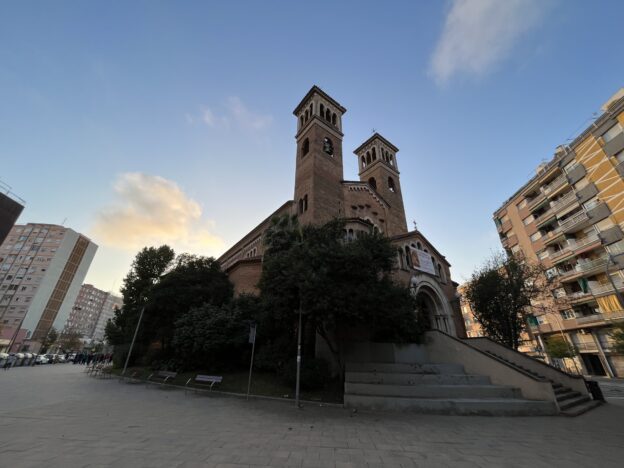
[64,283,122,342]
[0,223,97,353]
[494,88,624,377]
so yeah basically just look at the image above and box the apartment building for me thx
[494,88,624,378]
[92,292,122,343]
[64,284,108,339]
[0,183,24,245]
[0,223,97,353]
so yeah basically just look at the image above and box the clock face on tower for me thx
[323,137,334,156]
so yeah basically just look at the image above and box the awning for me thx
[597,294,622,313]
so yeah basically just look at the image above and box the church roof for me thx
[293,85,347,115]
[353,132,399,154]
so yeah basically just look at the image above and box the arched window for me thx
[303,194,308,212]
[304,110,308,122]
[368,177,377,190]
[320,103,325,117]
[323,137,333,156]
[389,154,394,166]
[309,103,313,116]
[298,199,304,214]
[325,109,331,121]
[388,177,396,192]
[416,242,422,250]
[300,116,304,127]
[332,113,337,125]
[372,147,377,161]
[302,138,309,157]
[361,156,366,168]
[405,245,411,267]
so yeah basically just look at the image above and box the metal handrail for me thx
[569,234,600,251]
[550,191,577,212]
[559,211,589,231]
[544,174,567,193]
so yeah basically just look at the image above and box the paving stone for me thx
[1,365,624,467]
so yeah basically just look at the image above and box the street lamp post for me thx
[121,307,145,377]
[294,303,303,408]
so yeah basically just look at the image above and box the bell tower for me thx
[293,86,346,225]
[354,133,408,236]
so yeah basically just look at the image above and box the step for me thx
[345,372,491,386]
[555,391,580,402]
[561,399,602,417]
[344,395,557,416]
[345,362,464,375]
[345,383,521,399]
[558,395,591,411]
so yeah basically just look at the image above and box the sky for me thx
[1,0,623,294]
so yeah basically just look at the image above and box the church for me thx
[218,86,464,337]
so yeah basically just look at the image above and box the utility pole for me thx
[121,307,144,377]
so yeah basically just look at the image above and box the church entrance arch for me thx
[410,275,456,336]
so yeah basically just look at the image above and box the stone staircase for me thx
[344,362,557,416]
[482,351,602,416]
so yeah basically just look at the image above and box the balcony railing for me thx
[549,247,571,262]
[576,256,608,273]
[574,341,599,352]
[559,210,589,232]
[590,282,624,295]
[527,192,547,211]
[566,291,593,302]
[543,174,568,194]
[534,208,555,227]
[569,234,600,251]
[604,309,624,322]
[550,191,578,212]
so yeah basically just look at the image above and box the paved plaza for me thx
[1,365,624,467]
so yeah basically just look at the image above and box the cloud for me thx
[91,173,224,254]
[429,0,550,84]
[187,96,272,131]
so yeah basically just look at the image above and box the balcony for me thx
[500,219,512,233]
[550,191,578,213]
[569,233,600,252]
[543,173,568,195]
[534,209,556,228]
[527,192,547,211]
[576,256,609,273]
[574,341,599,352]
[501,233,518,249]
[566,163,587,185]
[559,210,589,233]
[600,225,624,246]
[549,247,572,263]
[590,281,624,296]
[566,290,594,303]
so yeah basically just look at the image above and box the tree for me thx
[105,245,175,364]
[144,254,233,354]
[545,335,577,359]
[40,327,58,353]
[58,330,82,352]
[611,324,624,354]
[463,252,545,350]
[172,295,256,371]
[258,216,422,377]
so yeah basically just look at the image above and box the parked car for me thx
[0,352,8,367]
[56,355,66,363]
[35,354,49,365]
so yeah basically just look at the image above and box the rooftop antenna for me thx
[412,220,418,231]
[371,128,377,134]
[61,217,67,226]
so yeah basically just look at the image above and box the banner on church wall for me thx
[410,248,435,275]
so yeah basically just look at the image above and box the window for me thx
[538,250,549,260]
[561,310,576,320]
[603,123,623,143]
[523,215,534,226]
[361,156,366,168]
[301,138,309,157]
[322,137,333,156]
[368,177,377,190]
[517,199,527,209]
[615,149,624,164]
[388,177,396,193]
[530,232,542,242]
[607,239,624,255]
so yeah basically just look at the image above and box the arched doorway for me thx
[410,276,456,336]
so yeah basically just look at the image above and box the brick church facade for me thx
[218,86,464,337]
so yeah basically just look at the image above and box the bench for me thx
[146,370,177,386]
[185,374,222,394]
